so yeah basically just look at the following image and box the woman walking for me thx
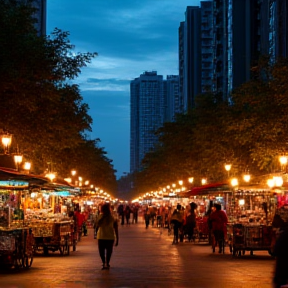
[95,203,119,270]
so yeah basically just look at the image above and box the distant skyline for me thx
[47,0,204,179]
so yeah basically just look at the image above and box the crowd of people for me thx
[70,200,288,286]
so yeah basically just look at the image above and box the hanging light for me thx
[188,177,194,183]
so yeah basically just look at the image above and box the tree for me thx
[0,0,117,192]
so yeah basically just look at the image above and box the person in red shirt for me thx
[209,203,228,253]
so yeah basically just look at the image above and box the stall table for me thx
[0,227,34,268]
[33,220,76,256]
[227,223,273,256]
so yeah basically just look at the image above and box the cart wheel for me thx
[59,244,69,255]
[24,254,33,268]
[15,255,24,268]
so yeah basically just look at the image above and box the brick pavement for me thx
[0,221,276,288]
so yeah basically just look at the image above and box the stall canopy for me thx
[0,167,76,192]
[0,167,49,188]
[179,182,230,197]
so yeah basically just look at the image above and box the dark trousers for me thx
[173,221,181,242]
[98,239,114,265]
[213,230,224,251]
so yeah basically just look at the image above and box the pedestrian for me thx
[170,204,184,244]
[209,203,228,253]
[95,203,119,270]
[273,224,288,288]
[144,205,151,229]
[124,205,131,225]
[117,204,125,225]
[184,202,197,242]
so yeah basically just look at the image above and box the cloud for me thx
[47,0,203,178]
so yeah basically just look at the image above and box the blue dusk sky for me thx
[47,0,204,179]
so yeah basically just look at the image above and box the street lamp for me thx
[188,177,194,184]
[279,155,288,172]
[13,149,23,171]
[1,133,12,154]
[225,163,232,178]
[243,174,251,182]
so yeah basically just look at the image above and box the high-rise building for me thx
[130,71,166,173]
[31,0,46,36]
[182,6,202,110]
[180,0,288,105]
[17,0,46,36]
[165,75,181,122]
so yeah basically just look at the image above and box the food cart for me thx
[0,224,34,268]
[32,219,75,255]
[26,186,79,256]
[226,186,275,256]
[0,205,34,269]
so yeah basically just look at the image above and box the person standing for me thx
[185,202,197,242]
[95,203,119,270]
[209,203,228,253]
[170,204,184,244]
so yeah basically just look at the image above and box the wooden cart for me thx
[227,223,273,256]
[33,220,76,256]
[0,227,34,268]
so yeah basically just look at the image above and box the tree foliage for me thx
[133,56,288,195]
[0,0,117,194]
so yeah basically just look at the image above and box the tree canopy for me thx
[0,0,117,194]
[133,56,288,196]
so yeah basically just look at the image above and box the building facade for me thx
[130,71,166,173]
[17,0,46,36]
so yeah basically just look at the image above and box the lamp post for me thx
[1,133,12,154]
[279,155,288,172]
[225,163,232,178]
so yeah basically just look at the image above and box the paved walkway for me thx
[0,221,275,288]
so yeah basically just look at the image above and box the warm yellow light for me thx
[172,183,176,188]
[188,177,194,183]
[201,178,207,185]
[267,179,274,188]
[273,176,283,187]
[225,164,232,171]
[1,134,12,149]
[65,177,72,183]
[85,180,89,186]
[24,162,31,171]
[243,174,251,182]
[78,176,82,181]
[178,180,183,186]
[46,173,56,182]
[239,199,245,206]
[279,156,288,165]
[71,170,76,176]
[14,154,23,164]
[231,178,238,187]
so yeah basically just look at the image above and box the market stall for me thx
[0,167,78,258]
[180,182,276,255]
[226,186,275,256]
[26,183,79,255]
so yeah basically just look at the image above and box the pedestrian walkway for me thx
[0,222,275,288]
